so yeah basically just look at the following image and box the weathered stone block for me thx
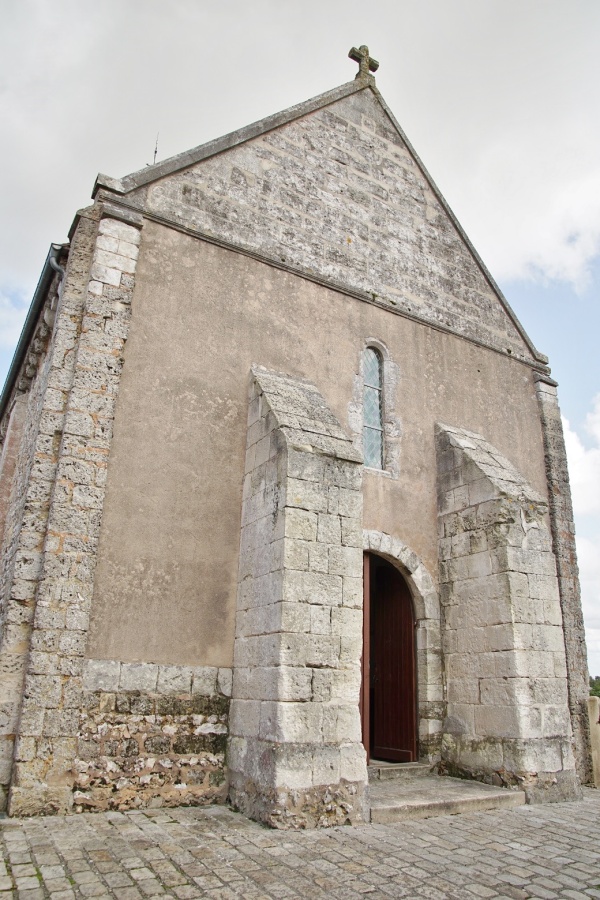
[287,447,325,483]
[157,665,193,694]
[308,543,328,573]
[191,667,219,696]
[336,488,362,518]
[259,701,323,744]
[341,575,362,608]
[310,605,332,635]
[328,545,362,578]
[311,747,341,785]
[286,478,328,513]
[322,704,362,743]
[117,239,140,260]
[119,663,158,692]
[282,570,343,606]
[285,508,318,542]
[282,538,310,571]
[90,262,121,286]
[83,659,120,692]
[229,699,261,738]
[330,606,362,637]
[317,514,341,544]
[99,217,141,243]
[282,632,341,668]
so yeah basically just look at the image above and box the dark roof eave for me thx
[0,243,68,426]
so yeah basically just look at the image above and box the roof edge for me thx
[0,244,67,426]
[95,191,552,374]
[92,73,546,365]
[93,78,368,198]
[369,86,547,365]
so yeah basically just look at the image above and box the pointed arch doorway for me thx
[361,552,418,763]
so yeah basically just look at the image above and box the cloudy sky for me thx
[1,0,599,673]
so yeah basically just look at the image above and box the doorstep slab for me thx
[369,775,526,823]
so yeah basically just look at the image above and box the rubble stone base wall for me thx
[437,423,581,803]
[73,660,232,812]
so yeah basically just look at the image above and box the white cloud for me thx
[0,288,29,350]
[472,162,600,289]
[563,398,600,675]
[577,534,600,677]
[563,397,600,516]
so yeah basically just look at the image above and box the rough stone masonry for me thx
[436,423,580,802]
[228,368,368,828]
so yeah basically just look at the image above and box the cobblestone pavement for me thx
[1,789,599,899]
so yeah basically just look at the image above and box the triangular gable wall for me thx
[95,80,541,362]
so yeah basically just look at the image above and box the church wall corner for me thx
[7,212,144,817]
[535,376,593,785]
[0,213,100,812]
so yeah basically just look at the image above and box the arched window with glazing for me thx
[363,347,384,469]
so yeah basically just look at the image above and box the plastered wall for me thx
[87,221,548,670]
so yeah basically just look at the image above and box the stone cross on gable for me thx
[348,45,379,80]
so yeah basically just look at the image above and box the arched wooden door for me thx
[361,552,417,763]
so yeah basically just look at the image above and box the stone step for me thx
[368,775,526,824]
[368,761,433,781]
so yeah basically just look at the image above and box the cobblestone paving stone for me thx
[0,789,599,899]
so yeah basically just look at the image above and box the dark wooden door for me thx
[368,554,417,762]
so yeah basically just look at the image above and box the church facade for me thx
[0,50,591,825]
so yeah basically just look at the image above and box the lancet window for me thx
[363,347,384,469]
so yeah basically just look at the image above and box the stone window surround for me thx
[362,530,443,759]
[349,338,401,479]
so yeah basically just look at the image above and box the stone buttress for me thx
[228,367,368,828]
[436,424,580,802]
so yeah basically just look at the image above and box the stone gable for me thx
[100,84,539,363]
